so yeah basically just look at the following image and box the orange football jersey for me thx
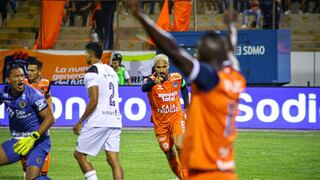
[147,73,185,127]
[182,66,246,171]
[24,78,51,99]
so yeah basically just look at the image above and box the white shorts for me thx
[76,127,121,156]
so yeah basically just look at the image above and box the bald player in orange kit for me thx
[128,0,246,179]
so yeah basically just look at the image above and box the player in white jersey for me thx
[73,42,123,180]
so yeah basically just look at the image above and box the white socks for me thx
[84,170,98,180]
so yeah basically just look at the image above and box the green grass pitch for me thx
[0,128,319,180]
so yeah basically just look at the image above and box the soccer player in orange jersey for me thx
[142,54,189,179]
[22,59,53,178]
[24,59,53,111]
[129,1,246,179]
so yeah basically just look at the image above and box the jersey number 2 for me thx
[109,82,115,106]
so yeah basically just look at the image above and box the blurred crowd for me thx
[0,0,17,26]
[59,0,320,50]
[1,0,318,47]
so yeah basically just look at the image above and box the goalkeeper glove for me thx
[13,131,40,156]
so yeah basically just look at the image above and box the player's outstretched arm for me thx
[224,10,240,71]
[224,10,238,52]
[127,0,195,76]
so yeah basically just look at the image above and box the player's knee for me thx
[106,156,112,166]
[73,151,85,161]
[106,154,119,167]
[73,151,79,160]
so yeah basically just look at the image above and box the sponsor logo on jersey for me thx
[223,79,244,93]
[12,131,33,137]
[19,100,26,108]
[157,85,164,90]
[157,136,167,142]
[162,143,169,150]
[15,109,31,119]
[158,91,177,102]
[157,104,179,114]
[36,157,42,164]
[35,99,46,111]
[173,82,178,88]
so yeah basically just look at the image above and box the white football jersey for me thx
[83,63,122,128]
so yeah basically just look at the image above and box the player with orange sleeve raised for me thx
[128,1,246,179]
[142,54,189,179]
[22,59,53,178]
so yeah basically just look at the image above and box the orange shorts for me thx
[154,119,185,152]
[187,170,237,180]
[21,153,51,174]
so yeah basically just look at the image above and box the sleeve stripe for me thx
[188,60,200,81]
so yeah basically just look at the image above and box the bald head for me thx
[197,32,227,67]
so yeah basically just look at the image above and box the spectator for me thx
[206,0,220,14]
[142,0,173,14]
[260,0,281,29]
[218,0,231,13]
[196,0,206,14]
[119,0,128,15]
[233,0,249,13]
[68,0,92,26]
[241,0,261,28]
[9,0,16,14]
[101,0,116,50]
[148,0,162,14]
[90,28,99,43]
[164,0,174,14]
[0,0,8,26]
[62,0,70,26]
[141,0,152,14]
[92,1,104,43]
[111,53,131,86]
[303,0,320,13]
[283,0,305,14]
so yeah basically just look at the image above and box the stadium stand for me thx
[0,0,319,51]
[0,0,39,49]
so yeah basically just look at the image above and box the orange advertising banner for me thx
[0,49,111,85]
